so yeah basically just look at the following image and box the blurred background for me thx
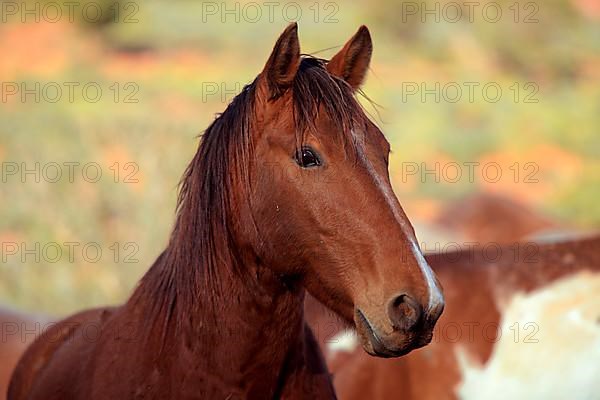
[0,0,599,316]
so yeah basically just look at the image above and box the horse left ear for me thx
[259,23,301,100]
[327,25,372,90]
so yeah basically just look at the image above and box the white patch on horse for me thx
[457,272,600,400]
[410,240,444,311]
[353,130,443,311]
[326,329,359,355]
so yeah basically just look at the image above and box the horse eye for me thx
[295,147,321,168]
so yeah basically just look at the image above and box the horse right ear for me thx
[259,23,301,100]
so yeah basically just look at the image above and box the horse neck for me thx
[130,247,307,395]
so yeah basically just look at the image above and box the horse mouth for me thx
[355,308,418,358]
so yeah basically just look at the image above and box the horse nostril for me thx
[387,294,422,331]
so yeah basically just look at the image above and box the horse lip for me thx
[356,308,384,346]
[356,309,410,358]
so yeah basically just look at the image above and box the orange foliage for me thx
[478,144,583,205]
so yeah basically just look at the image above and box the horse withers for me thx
[9,24,444,399]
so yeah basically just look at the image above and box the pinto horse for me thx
[9,24,444,399]
[328,234,600,399]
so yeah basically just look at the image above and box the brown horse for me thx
[326,234,600,399]
[0,307,49,400]
[9,24,444,399]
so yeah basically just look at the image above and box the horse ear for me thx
[327,25,372,90]
[259,23,301,99]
